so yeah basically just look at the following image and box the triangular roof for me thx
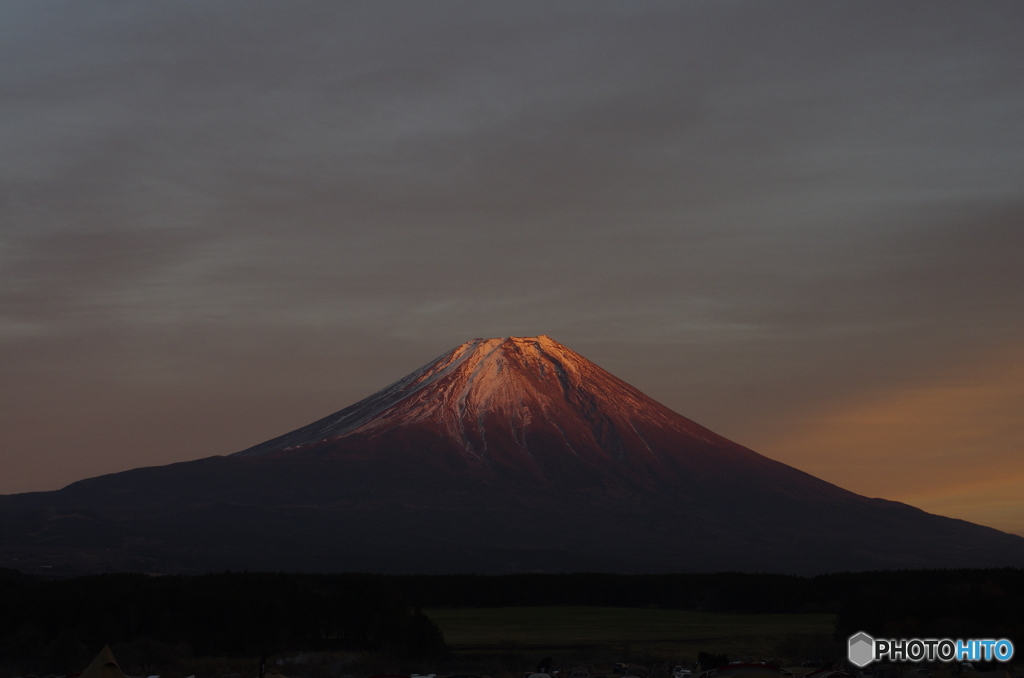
[80,645,126,678]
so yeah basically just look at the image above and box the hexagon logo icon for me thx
[848,631,875,668]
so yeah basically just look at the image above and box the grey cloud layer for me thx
[2,1,1023,491]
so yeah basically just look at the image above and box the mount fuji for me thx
[2,336,1023,575]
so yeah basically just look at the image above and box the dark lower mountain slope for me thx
[1,336,1022,576]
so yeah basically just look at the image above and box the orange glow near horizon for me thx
[755,343,1024,536]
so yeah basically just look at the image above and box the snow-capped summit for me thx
[232,335,783,491]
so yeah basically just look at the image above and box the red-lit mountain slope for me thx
[1,336,1022,576]
[234,335,808,493]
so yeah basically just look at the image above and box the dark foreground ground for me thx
[3,642,1020,678]
[1,569,1021,678]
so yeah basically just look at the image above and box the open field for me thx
[427,606,839,661]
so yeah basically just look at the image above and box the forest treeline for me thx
[1,568,1021,667]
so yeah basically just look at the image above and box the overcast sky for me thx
[2,1,1023,536]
